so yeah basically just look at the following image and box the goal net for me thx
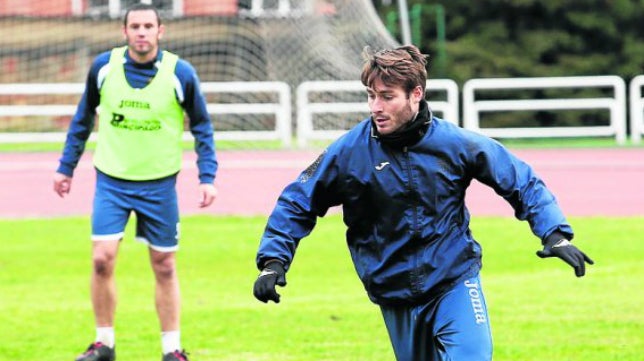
[0,0,399,148]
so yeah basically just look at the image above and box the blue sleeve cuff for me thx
[199,174,215,184]
[56,163,75,177]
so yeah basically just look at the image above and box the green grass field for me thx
[0,215,642,360]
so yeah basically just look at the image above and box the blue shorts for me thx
[380,274,493,361]
[92,169,180,252]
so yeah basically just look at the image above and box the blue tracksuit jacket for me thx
[256,114,573,306]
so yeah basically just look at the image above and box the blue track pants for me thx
[380,274,493,361]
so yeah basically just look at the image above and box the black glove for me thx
[253,261,287,303]
[536,232,594,277]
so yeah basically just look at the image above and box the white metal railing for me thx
[629,75,644,144]
[0,81,292,146]
[0,83,87,143]
[201,81,292,146]
[1,76,641,147]
[296,79,459,147]
[463,76,627,144]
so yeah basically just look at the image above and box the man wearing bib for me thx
[53,4,217,361]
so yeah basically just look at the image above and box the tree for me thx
[374,0,644,85]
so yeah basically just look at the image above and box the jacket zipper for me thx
[403,146,420,238]
[404,146,423,296]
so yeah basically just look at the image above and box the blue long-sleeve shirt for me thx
[57,48,217,184]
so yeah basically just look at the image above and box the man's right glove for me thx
[253,260,287,303]
[536,232,594,277]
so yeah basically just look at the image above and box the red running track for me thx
[0,148,642,219]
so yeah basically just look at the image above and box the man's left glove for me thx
[253,260,287,303]
[536,232,594,277]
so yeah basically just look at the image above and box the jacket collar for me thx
[371,99,432,148]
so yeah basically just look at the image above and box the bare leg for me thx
[91,240,120,327]
[149,249,181,332]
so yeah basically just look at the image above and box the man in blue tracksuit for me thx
[253,45,593,360]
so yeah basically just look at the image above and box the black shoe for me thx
[75,342,115,361]
[162,349,189,361]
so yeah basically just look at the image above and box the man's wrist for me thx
[263,259,283,268]
[544,231,569,246]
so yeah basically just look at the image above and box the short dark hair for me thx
[123,3,161,26]
[361,45,429,95]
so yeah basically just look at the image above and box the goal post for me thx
[0,0,399,148]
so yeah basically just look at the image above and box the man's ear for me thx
[158,24,165,40]
[412,85,424,104]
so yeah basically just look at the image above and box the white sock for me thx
[96,327,115,348]
[161,330,181,355]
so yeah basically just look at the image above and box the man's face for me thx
[122,9,164,63]
[367,78,422,135]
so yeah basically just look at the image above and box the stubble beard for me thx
[386,101,415,134]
